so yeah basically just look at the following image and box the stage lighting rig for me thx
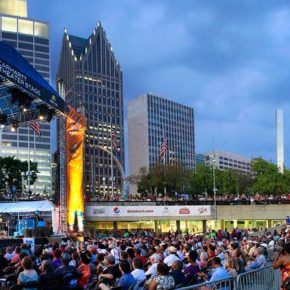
[8,87,33,112]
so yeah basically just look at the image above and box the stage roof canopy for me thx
[0,200,55,213]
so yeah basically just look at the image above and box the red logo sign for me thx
[179,208,190,214]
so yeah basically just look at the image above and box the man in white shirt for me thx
[164,246,180,267]
[145,254,161,277]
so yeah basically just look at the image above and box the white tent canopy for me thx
[0,200,55,213]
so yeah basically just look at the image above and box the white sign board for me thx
[86,205,211,218]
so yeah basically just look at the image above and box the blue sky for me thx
[29,0,290,167]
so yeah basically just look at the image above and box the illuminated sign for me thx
[66,106,86,232]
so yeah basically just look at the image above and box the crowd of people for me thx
[89,193,290,204]
[0,224,289,290]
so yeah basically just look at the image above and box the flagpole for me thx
[28,124,31,195]
[110,124,114,199]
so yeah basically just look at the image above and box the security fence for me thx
[177,265,281,290]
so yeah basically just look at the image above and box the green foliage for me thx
[251,157,289,194]
[129,157,289,196]
[0,156,39,194]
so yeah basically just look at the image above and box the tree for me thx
[0,156,39,195]
[251,157,289,195]
[189,164,213,195]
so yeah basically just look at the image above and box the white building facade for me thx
[204,151,251,174]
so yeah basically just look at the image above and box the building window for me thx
[34,22,49,37]
[18,19,33,35]
[2,16,17,32]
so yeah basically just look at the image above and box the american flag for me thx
[29,121,41,136]
[160,137,167,161]
[111,129,117,151]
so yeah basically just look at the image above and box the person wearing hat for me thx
[164,246,180,267]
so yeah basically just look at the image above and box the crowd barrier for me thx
[176,265,281,290]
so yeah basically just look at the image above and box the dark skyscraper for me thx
[57,22,124,197]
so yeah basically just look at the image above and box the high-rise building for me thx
[204,151,251,173]
[276,109,284,173]
[0,0,51,195]
[57,23,124,196]
[128,94,195,193]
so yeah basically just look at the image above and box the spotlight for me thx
[11,120,19,132]
[37,105,55,122]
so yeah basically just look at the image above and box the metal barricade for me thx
[236,265,281,290]
[176,277,237,290]
[176,265,281,290]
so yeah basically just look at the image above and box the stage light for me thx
[11,120,19,132]
[37,105,55,122]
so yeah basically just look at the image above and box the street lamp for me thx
[102,177,106,196]
[210,154,218,221]
[21,172,25,195]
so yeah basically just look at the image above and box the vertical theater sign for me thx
[66,106,86,232]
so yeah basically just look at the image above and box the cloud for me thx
[29,0,290,166]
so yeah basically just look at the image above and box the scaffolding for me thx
[57,82,67,235]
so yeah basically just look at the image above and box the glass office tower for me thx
[0,0,51,195]
[128,93,195,193]
[57,23,124,197]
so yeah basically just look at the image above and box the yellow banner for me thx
[66,106,86,232]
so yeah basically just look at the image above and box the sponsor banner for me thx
[66,106,86,232]
[86,205,211,218]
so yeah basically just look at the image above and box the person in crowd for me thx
[131,257,146,290]
[199,257,230,282]
[135,248,147,266]
[146,254,161,277]
[11,246,21,264]
[98,255,122,287]
[273,242,290,290]
[54,253,81,281]
[69,251,80,267]
[20,243,31,256]
[163,246,180,267]
[39,260,55,286]
[116,260,136,290]
[184,250,200,279]
[17,256,39,290]
[170,260,186,286]
[245,247,266,271]
[225,257,238,278]
[78,252,91,289]
[147,262,175,290]
[52,248,62,269]
[96,253,105,276]
[4,246,14,262]
[199,247,209,269]
[110,243,120,264]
